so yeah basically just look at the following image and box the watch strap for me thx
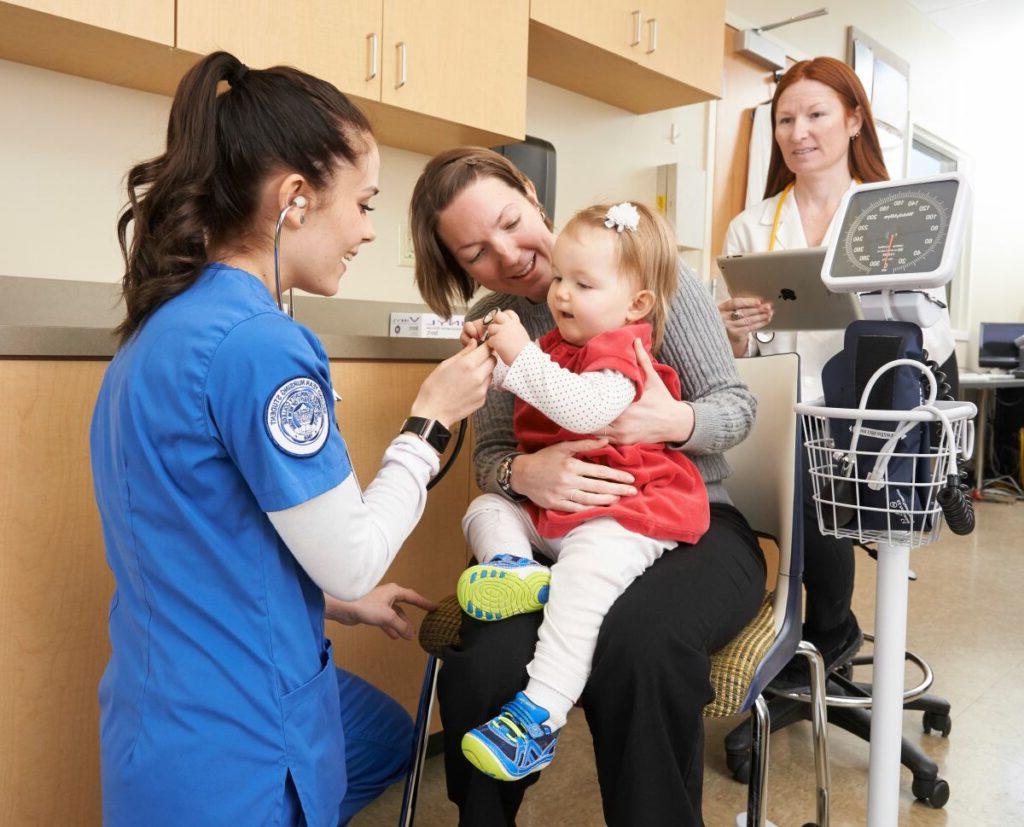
[401,416,451,454]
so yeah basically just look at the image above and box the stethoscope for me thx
[273,195,307,317]
[273,194,467,489]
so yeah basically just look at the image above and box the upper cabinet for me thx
[177,1,383,106]
[176,0,528,154]
[529,0,725,112]
[0,0,194,95]
[379,0,527,141]
[529,1,640,62]
[0,1,721,152]
[3,0,172,43]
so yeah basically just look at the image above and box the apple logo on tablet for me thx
[779,289,797,301]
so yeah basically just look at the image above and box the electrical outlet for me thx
[399,220,415,268]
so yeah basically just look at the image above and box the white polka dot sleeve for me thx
[500,342,636,433]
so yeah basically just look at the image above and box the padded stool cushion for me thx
[419,594,462,658]
[417,591,777,719]
[704,592,775,718]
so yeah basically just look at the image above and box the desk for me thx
[958,372,1024,491]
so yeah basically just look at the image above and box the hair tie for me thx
[604,202,640,233]
[229,63,250,87]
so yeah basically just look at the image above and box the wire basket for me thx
[797,398,976,549]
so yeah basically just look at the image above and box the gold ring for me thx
[731,310,742,321]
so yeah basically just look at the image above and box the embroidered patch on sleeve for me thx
[265,377,330,457]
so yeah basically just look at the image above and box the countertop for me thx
[0,275,463,360]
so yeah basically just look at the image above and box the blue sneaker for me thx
[461,691,559,781]
[456,554,550,622]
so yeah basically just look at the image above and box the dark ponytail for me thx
[116,51,372,344]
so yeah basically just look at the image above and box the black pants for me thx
[437,503,766,827]
[802,350,960,637]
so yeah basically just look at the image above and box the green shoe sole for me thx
[461,732,517,781]
[456,564,550,622]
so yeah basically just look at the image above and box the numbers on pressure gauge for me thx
[840,190,950,275]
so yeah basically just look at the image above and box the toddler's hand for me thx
[485,310,531,364]
[460,319,487,347]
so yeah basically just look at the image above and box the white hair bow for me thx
[604,202,640,233]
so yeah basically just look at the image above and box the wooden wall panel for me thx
[324,360,473,725]
[0,358,473,822]
[0,360,111,825]
[710,25,779,276]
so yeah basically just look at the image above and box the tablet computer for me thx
[716,247,862,332]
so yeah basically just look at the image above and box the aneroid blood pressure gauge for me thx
[822,173,971,293]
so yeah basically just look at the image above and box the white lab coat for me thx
[719,186,955,400]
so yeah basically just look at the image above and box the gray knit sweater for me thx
[468,261,756,506]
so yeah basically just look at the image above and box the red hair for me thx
[763,56,889,199]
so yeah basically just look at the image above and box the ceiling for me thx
[906,0,1024,46]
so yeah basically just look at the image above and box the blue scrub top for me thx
[90,264,352,826]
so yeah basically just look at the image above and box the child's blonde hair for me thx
[561,202,677,352]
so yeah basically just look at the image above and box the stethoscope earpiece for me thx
[273,196,308,317]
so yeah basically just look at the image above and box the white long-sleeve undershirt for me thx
[267,433,439,602]
[500,342,637,433]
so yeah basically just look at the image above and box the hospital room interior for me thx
[2,1,1023,825]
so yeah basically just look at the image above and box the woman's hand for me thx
[718,296,774,357]
[460,319,487,347]
[324,583,438,640]
[482,310,531,365]
[511,439,637,512]
[596,339,695,445]
[411,339,495,428]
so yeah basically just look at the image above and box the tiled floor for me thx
[355,501,1024,825]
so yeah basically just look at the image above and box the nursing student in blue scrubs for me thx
[90,51,494,826]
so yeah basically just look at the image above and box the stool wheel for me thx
[912,776,950,809]
[726,751,751,784]
[922,710,952,737]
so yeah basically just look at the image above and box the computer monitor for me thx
[979,322,1024,369]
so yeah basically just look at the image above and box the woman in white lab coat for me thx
[718,56,958,686]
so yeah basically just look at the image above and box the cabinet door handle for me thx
[630,10,642,46]
[396,41,407,89]
[366,32,378,80]
[646,18,659,54]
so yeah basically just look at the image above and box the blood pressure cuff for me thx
[820,320,932,533]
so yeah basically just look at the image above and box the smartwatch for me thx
[496,452,526,502]
[400,416,451,454]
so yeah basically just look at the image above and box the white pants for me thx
[462,493,675,728]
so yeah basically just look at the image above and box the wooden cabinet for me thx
[0,0,194,95]
[529,0,725,113]
[2,0,172,43]
[530,0,639,61]
[177,0,383,106]
[380,0,527,140]
[636,0,724,99]
[0,0,528,153]
[176,0,527,153]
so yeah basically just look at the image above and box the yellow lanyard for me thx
[769,179,861,251]
[768,183,793,252]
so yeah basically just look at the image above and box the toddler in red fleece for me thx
[458,202,710,781]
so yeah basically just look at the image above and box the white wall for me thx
[727,0,965,145]
[953,8,1024,362]
[0,60,710,307]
